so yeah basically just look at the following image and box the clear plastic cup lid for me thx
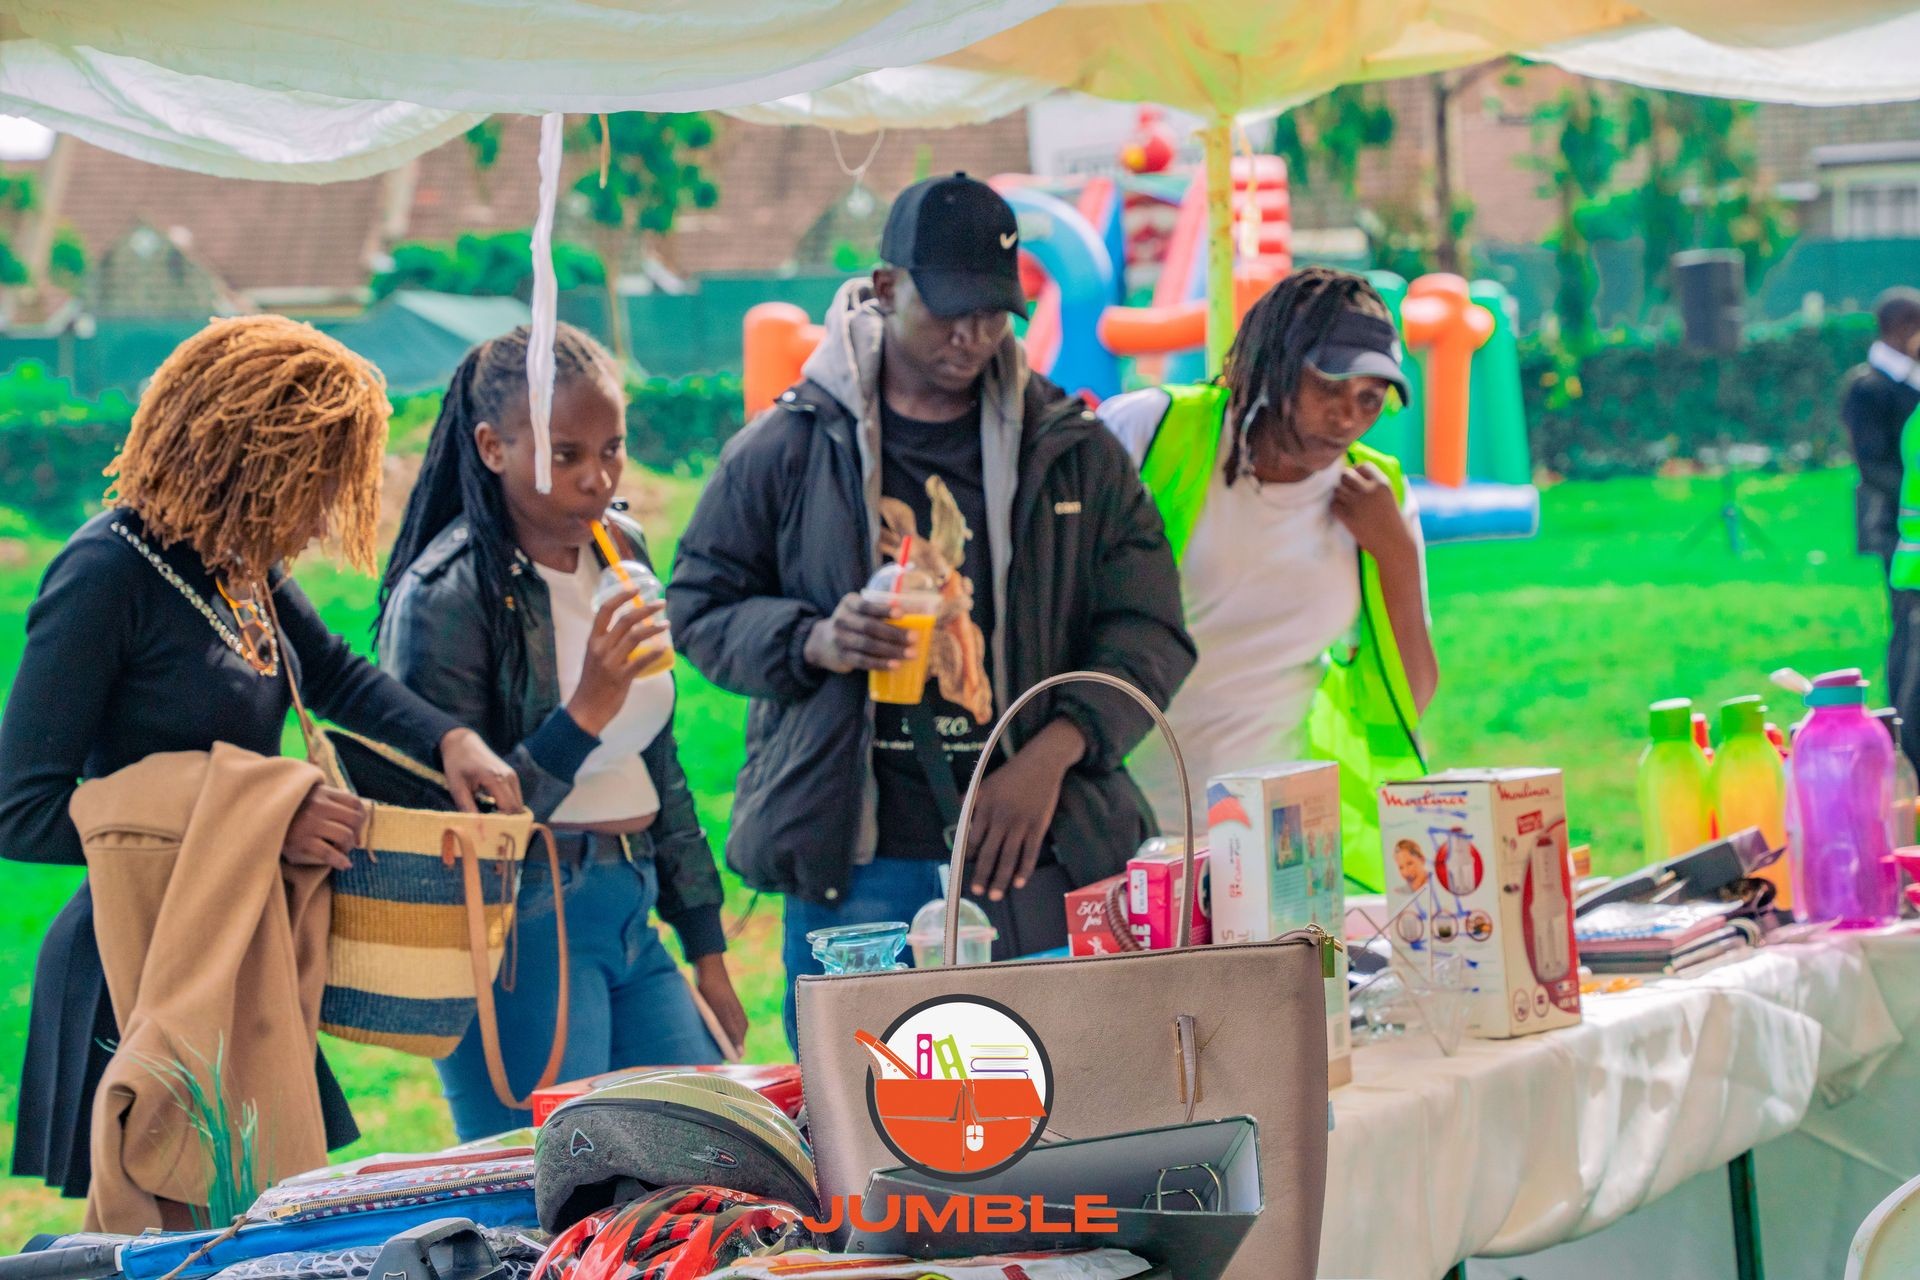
[907,896,998,944]
[865,563,939,595]
[862,562,941,611]
[593,560,663,607]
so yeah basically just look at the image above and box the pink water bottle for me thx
[1790,669,1899,927]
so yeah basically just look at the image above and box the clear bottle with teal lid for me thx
[1712,695,1790,905]
[1638,697,1713,859]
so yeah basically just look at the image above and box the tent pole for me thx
[1203,116,1234,377]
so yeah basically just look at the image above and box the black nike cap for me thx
[880,172,1026,319]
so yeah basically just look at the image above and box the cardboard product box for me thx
[1063,872,1129,956]
[1126,840,1212,949]
[1207,762,1350,1084]
[1378,769,1581,1039]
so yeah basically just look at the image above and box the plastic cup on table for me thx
[861,561,942,705]
[907,896,997,967]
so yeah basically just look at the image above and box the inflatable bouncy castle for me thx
[743,115,1538,542]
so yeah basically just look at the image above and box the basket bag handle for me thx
[943,670,1196,964]
[451,826,570,1109]
[267,590,569,1112]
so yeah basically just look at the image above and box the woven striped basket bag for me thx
[273,599,567,1112]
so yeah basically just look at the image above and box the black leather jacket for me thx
[377,509,724,959]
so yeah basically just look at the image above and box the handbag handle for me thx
[945,670,1195,964]
[452,825,571,1111]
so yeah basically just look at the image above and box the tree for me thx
[569,113,719,364]
[371,230,603,301]
[1428,62,1508,274]
[1271,84,1396,198]
[1527,83,1620,351]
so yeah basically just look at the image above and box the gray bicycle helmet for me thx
[533,1070,817,1232]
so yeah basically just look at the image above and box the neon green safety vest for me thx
[1139,383,1428,892]
[1893,402,1920,590]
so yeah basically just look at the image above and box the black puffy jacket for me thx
[667,377,1195,905]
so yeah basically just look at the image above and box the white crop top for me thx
[533,553,674,824]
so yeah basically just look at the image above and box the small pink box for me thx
[1125,843,1211,950]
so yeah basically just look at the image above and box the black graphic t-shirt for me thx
[872,397,996,860]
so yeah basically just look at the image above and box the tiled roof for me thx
[23,112,1032,304]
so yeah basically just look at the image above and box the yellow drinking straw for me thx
[590,520,630,585]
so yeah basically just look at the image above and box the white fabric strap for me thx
[527,112,563,495]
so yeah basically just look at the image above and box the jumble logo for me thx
[799,996,1119,1236]
[862,996,1052,1179]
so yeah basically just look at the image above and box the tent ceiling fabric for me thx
[3,1,1060,113]
[2,2,1919,179]
[1534,9,1920,106]
[730,0,1920,131]
[0,40,483,182]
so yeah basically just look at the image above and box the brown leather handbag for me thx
[795,672,1334,1280]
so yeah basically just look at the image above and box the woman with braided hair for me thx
[377,323,740,1141]
[0,315,520,1202]
[1102,267,1439,892]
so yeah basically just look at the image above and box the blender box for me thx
[1379,768,1581,1039]
[1207,761,1350,1085]
[1126,840,1211,949]
[1063,873,1128,956]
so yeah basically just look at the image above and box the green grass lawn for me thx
[0,465,1888,1240]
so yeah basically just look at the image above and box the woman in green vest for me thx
[1103,267,1438,891]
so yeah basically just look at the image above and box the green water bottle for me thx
[1712,695,1791,907]
[1638,697,1713,859]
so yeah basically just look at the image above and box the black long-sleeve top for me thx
[0,510,461,865]
[3,509,466,1196]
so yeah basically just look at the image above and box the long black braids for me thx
[1221,266,1392,486]
[375,323,621,668]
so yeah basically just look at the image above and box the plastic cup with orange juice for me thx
[861,563,941,704]
[592,559,675,679]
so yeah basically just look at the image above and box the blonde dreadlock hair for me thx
[107,315,390,577]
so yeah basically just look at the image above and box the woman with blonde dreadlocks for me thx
[0,316,520,1203]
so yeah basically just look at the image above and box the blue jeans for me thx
[437,849,721,1141]
[781,858,944,1053]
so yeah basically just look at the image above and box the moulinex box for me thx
[1379,769,1580,1039]
[1207,761,1350,1085]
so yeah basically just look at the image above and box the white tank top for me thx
[533,553,673,824]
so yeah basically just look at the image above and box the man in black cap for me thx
[668,174,1194,1047]
[1100,266,1437,894]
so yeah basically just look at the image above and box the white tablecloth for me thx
[1319,931,1918,1279]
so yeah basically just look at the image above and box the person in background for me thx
[668,174,1194,1050]
[0,316,521,1203]
[377,323,742,1141]
[1102,268,1436,893]
[1851,289,1920,773]
[1843,288,1920,578]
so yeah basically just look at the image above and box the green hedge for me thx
[0,361,134,528]
[1521,313,1877,479]
[625,372,745,472]
[381,372,749,472]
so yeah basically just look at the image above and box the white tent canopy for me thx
[732,3,1920,132]
[7,3,1920,181]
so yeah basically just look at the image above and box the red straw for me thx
[891,534,913,610]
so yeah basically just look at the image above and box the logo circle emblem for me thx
[861,995,1052,1181]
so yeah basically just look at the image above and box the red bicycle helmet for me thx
[531,1186,812,1280]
